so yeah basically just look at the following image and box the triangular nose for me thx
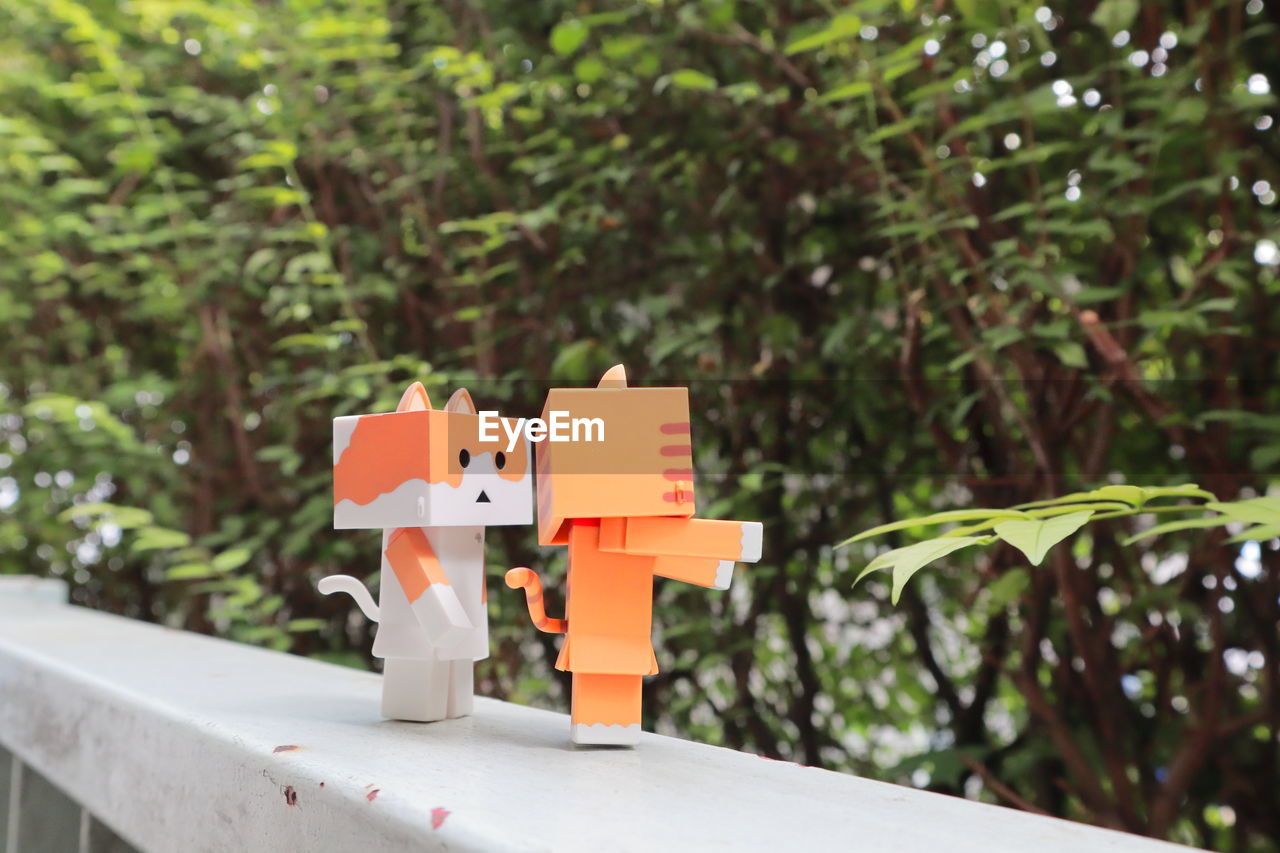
[476,490,491,503]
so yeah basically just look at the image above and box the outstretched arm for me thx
[601,517,762,592]
[385,527,471,645]
[650,556,736,590]
[599,517,763,563]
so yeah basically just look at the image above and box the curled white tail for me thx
[318,574,380,622]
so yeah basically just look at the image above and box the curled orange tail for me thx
[505,567,567,634]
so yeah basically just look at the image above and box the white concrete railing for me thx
[0,578,1197,853]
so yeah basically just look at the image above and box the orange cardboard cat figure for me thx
[506,365,763,746]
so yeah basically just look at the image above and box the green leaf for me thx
[1123,515,1232,544]
[1013,490,1125,510]
[601,35,647,60]
[949,502,1134,536]
[132,526,192,552]
[855,536,991,604]
[783,14,861,55]
[1090,485,1147,507]
[1228,524,1280,543]
[1013,484,1208,512]
[880,59,919,84]
[987,569,1030,609]
[669,69,717,91]
[1252,445,1280,471]
[58,502,114,522]
[1090,0,1140,36]
[274,333,336,351]
[212,547,253,572]
[1206,497,1280,526]
[994,511,1093,566]
[953,0,1000,26]
[549,339,598,378]
[837,509,1030,548]
[1139,484,1217,502]
[167,563,216,580]
[1052,341,1088,369]
[820,80,872,102]
[574,56,606,83]
[58,502,154,529]
[550,19,589,56]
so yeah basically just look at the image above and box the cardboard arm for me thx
[652,556,735,590]
[385,527,472,644]
[599,517,763,563]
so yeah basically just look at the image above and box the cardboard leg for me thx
[570,673,642,746]
[446,660,474,719]
[381,657,449,722]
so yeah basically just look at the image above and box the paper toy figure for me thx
[321,382,532,722]
[506,365,763,745]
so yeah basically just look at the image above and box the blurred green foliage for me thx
[1,0,1277,849]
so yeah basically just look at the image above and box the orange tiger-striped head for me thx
[534,364,696,545]
[333,382,532,530]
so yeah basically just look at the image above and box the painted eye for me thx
[459,449,471,469]
[495,451,506,470]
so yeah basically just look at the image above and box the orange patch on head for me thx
[334,410,438,506]
[335,393,529,508]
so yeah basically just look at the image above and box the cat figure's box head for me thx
[333,382,532,530]
[536,364,696,546]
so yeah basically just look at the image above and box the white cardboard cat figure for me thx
[321,382,532,721]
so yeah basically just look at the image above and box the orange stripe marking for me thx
[385,527,449,603]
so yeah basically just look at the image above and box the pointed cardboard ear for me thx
[597,364,628,388]
[397,382,433,412]
[445,388,478,415]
